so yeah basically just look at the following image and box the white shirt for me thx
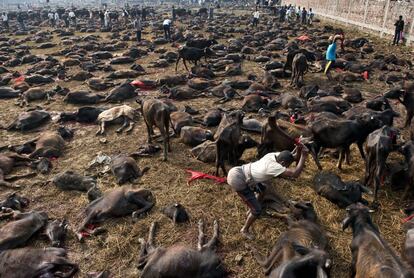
[48,12,54,19]
[2,14,8,21]
[163,19,171,26]
[243,152,286,183]
[54,13,59,20]
[253,11,260,19]
[68,11,75,18]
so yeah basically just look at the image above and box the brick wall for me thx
[281,0,414,45]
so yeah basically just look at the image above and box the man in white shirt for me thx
[48,11,54,27]
[68,11,76,27]
[54,12,59,26]
[252,9,260,27]
[2,13,8,30]
[104,10,110,28]
[227,145,309,239]
[163,18,172,40]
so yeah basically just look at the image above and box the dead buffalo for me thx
[0,210,48,251]
[53,170,97,193]
[63,91,104,105]
[19,87,53,107]
[0,247,78,277]
[87,78,116,91]
[104,81,137,102]
[96,105,138,135]
[313,171,371,208]
[137,220,227,277]
[7,110,50,131]
[60,107,105,123]
[180,126,213,147]
[162,203,189,224]
[242,94,269,112]
[110,155,148,185]
[28,130,66,159]
[46,219,67,247]
[170,111,193,134]
[249,201,330,277]
[0,153,33,188]
[0,86,20,99]
[78,187,154,240]
[0,193,29,211]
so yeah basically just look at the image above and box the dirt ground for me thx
[0,7,413,278]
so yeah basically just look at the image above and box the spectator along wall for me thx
[281,0,414,45]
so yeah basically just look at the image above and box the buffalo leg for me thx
[116,117,129,133]
[175,57,181,72]
[48,258,78,278]
[96,121,105,135]
[77,212,96,237]
[337,148,344,170]
[144,120,152,143]
[125,120,135,133]
[183,59,189,72]
[357,141,366,160]
[402,181,413,200]
[364,150,375,186]
[215,142,221,176]
[128,193,154,218]
[345,147,351,165]
[311,144,322,170]
[406,111,414,128]
[162,132,168,161]
[203,220,219,250]
[197,219,205,251]
[147,221,156,251]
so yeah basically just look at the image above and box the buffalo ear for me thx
[292,243,310,256]
[342,216,352,231]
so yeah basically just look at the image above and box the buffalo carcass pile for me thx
[0,2,413,278]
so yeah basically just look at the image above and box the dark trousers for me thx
[393,30,402,45]
[136,30,141,42]
[252,18,258,27]
[3,21,8,29]
[18,20,25,30]
[237,187,262,216]
[163,25,170,40]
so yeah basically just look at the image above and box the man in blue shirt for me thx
[324,35,340,81]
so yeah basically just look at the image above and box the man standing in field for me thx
[393,15,404,45]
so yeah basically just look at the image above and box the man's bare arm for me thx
[280,149,308,178]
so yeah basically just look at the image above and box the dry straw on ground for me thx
[0,8,413,278]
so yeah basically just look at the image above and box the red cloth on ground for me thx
[186,170,227,185]
[13,75,25,84]
[297,35,310,41]
[130,80,155,90]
